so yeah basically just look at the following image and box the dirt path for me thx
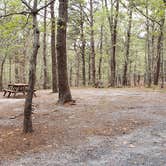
[0,88,166,166]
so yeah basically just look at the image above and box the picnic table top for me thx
[3,83,36,98]
[8,83,29,87]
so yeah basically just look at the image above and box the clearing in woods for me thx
[0,88,166,166]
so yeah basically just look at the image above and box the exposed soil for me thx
[0,88,166,166]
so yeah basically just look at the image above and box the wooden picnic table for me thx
[3,83,36,98]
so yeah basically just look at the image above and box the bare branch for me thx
[119,0,161,26]
[21,0,33,11]
[0,0,55,20]
[132,3,161,26]
[37,0,56,13]
[0,11,30,19]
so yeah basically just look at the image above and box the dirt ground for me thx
[0,88,166,166]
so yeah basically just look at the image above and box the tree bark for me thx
[74,42,80,87]
[80,4,86,86]
[57,0,72,104]
[134,65,137,86]
[145,0,152,87]
[0,54,7,91]
[51,1,58,93]
[151,22,155,82]
[110,0,119,87]
[161,46,164,88]
[69,64,72,86]
[123,1,133,86]
[23,0,40,133]
[104,0,113,34]
[15,56,19,83]
[43,1,49,89]
[88,52,91,85]
[9,57,12,83]
[98,25,103,81]
[154,17,165,85]
[21,52,26,83]
[90,0,96,86]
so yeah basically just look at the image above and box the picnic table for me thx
[3,83,36,98]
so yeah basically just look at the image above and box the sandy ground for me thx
[0,88,166,166]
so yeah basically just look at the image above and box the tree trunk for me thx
[57,0,72,104]
[104,0,113,34]
[0,66,4,91]
[110,0,119,87]
[15,56,19,83]
[164,60,166,82]
[69,64,72,86]
[43,1,49,89]
[9,57,12,83]
[51,1,58,93]
[128,60,132,86]
[21,53,26,83]
[90,0,96,86]
[133,51,138,87]
[22,29,30,84]
[98,25,103,81]
[123,1,133,86]
[0,54,7,91]
[74,42,80,87]
[154,17,165,85]
[134,66,137,86]
[105,0,113,85]
[146,0,152,87]
[23,0,40,133]
[161,47,164,88]
[80,4,86,86]
[88,52,91,85]
[151,22,155,82]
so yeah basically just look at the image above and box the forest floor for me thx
[0,88,166,166]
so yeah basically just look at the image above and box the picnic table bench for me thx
[3,83,36,98]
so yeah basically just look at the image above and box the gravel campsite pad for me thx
[0,88,166,166]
